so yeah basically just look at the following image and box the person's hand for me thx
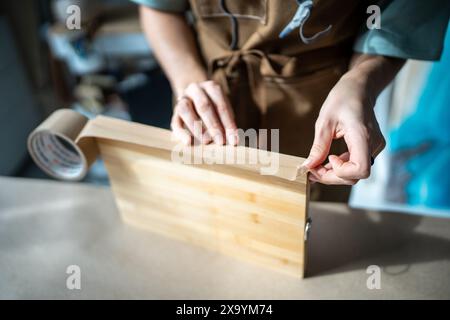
[171,80,238,146]
[303,73,386,185]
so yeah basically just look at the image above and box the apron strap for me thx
[218,0,239,50]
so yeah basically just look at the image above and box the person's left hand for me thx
[302,73,386,185]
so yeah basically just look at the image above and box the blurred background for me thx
[0,0,449,216]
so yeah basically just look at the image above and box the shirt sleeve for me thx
[130,0,188,12]
[353,0,450,61]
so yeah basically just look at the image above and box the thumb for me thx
[303,122,333,169]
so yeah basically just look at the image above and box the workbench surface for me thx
[1,176,449,299]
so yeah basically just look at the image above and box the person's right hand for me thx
[171,81,238,146]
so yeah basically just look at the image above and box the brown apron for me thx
[188,0,367,201]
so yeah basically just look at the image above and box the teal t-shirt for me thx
[353,0,449,61]
[132,0,450,61]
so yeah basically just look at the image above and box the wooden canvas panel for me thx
[99,139,308,277]
[28,109,309,277]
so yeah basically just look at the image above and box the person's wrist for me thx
[340,68,377,108]
[172,70,208,98]
[344,54,405,107]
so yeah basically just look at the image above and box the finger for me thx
[185,83,225,145]
[303,120,334,169]
[323,152,349,170]
[310,165,358,185]
[170,114,191,145]
[201,81,238,145]
[308,170,321,182]
[308,174,318,184]
[309,152,357,185]
[331,126,371,180]
[176,97,211,144]
[319,172,358,185]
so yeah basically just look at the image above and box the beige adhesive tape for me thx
[27,109,95,181]
[28,108,306,182]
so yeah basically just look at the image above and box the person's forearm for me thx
[139,6,238,146]
[139,5,207,97]
[344,53,405,105]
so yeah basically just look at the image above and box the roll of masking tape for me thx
[27,109,97,181]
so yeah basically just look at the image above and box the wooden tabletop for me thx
[0,176,449,299]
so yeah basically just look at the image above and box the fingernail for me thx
[297,165,309,176]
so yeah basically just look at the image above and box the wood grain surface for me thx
[29,110,309,277]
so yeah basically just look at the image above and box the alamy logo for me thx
[366,5,381,30]
[171,121,281,175]
[366,265,381,290]
[66,5,81,30]
[66,265,81,290]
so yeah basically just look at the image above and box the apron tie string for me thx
[219,0,239,50]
